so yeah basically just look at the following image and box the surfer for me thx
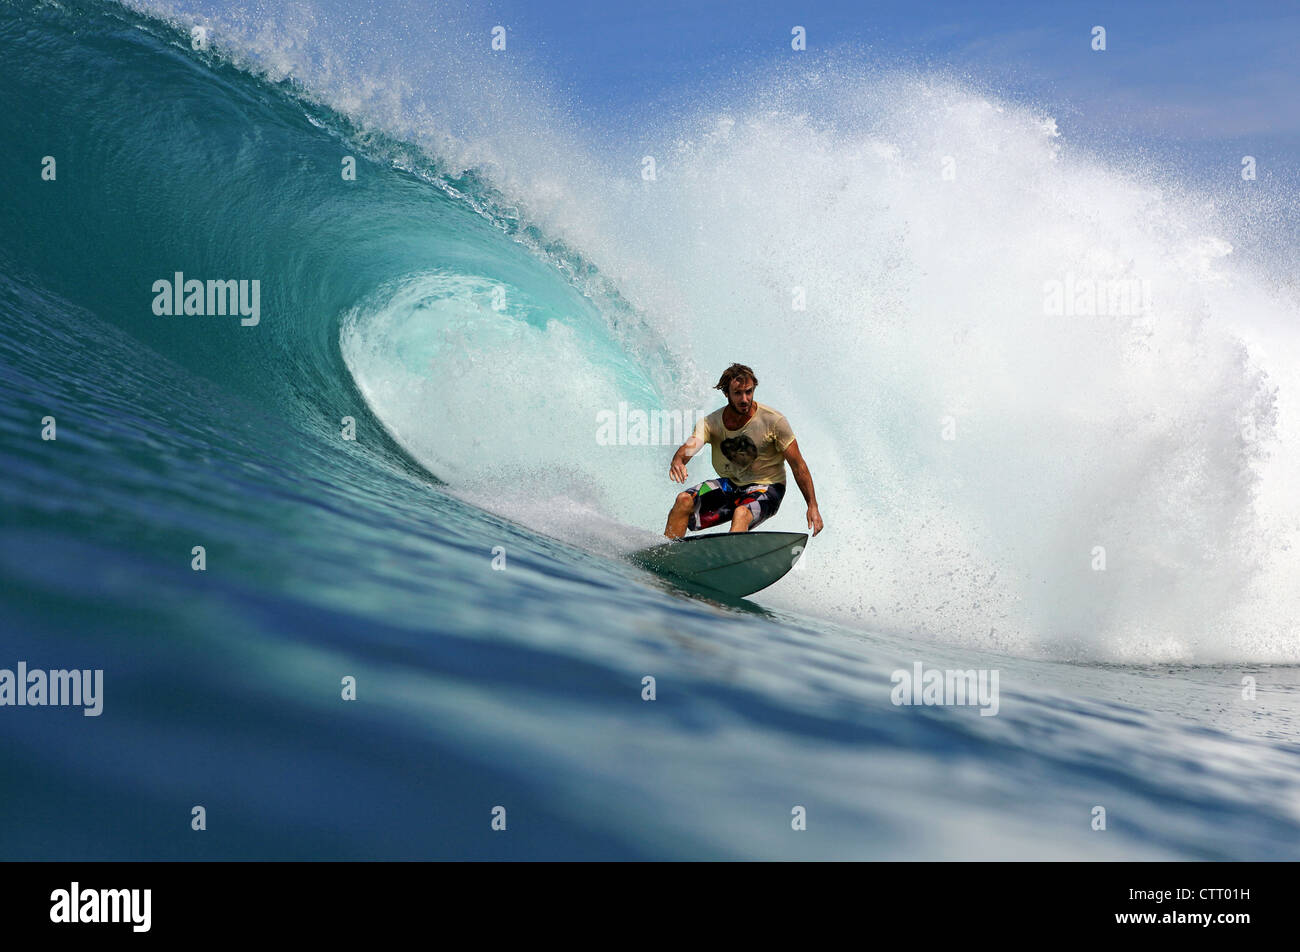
[664,363,823,539]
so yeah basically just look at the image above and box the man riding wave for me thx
[664,363,823,539]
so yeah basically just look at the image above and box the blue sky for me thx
[483,0,1299,175]
[177,0,1298,190]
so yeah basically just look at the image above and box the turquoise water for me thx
[2,0,1299,859]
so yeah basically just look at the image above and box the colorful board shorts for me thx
[686,477,786,532]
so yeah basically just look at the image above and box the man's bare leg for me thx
[729,508,754,532]
[664,491,694,538]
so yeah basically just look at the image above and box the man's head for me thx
[715,363,757,414]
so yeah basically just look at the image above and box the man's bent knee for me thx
[674,491,695,510]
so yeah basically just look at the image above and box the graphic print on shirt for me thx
[720,434,759,469]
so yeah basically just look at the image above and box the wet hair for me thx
[714,363,757,394]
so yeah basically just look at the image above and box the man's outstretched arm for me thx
[783,439,823,536]
[669,436,705,483]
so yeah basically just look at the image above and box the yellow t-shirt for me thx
[691,402,796,485]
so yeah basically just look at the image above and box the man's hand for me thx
[806,504,823,536]
[670,437,703,483]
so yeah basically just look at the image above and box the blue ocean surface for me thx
[2,0,1299,860]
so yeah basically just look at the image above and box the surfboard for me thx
[628,531,809,598]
